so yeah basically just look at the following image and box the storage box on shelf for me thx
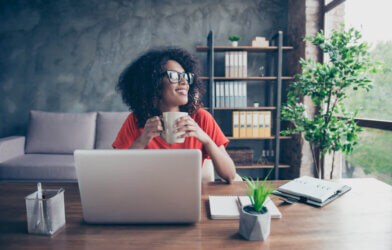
[227,147,254,166]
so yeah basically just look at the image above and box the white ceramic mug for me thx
[161,112,188,144]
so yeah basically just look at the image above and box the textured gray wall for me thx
[0,0,288,138]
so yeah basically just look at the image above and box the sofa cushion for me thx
[0,154,76,181]
[95,111,129,149]
[25,110,97,154]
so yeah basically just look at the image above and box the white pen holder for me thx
[25,188,65,235]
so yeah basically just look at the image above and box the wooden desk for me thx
[0,178,391,249]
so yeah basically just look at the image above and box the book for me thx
[215,82,220,107]
[239,82,247,107]
[229,52,234,77]
[246,111,252,137]
[232,111,239,138]
[239,111,246,137]
[224,82,229,107]
[252,111,259,137]
[264,111,271,137]
[234,52,239,77]
[234,81,239,107]
[229,81,234,107]
[220,81,225,108]
[273,176,351,207]
[225,52,229,77]
[258,111,265,137]
[243,51,247,77]
[238,81,243,107]
[238,51,242,77]
[243,82,247,107]
[239,51,243,77]
[209,195,282,219]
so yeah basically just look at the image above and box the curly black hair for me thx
[117,47,206,128]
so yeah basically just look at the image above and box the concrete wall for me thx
[0,0,288,138]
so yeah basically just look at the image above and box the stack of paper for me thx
[209,195,282,219]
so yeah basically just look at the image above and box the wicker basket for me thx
[227,147,254,166]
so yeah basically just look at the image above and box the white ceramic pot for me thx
[232,41,238,47]
[239,205,271,241]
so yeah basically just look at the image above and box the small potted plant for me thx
[239,168,275,241]
[229,35,241,47]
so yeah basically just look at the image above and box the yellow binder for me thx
[252,111,259,137]
[232,111,239,138]
[258,111,265,137]
[246,111,253,137]
[265,111,271,137]
[239,111,246,137]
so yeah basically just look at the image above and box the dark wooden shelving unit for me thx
[236,164,290,169]
[227,136,292,140]
[199,76,294,80]
[196,46,294,51]
[197,31,293,179]
[213,107,277,110]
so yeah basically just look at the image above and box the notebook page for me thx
[238,196,282,219]
[209,196,239,219]
[209,196,281,219]
[277,176,346,203]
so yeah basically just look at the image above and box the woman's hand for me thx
[137,116,163,147]
[175,115,236,183]
[174,115,211,145]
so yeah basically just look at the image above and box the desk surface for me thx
[0,178,391,250]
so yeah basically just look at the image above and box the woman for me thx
[113,47,236,183]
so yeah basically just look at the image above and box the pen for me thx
[36,182,47,232]
[236,196,242,210]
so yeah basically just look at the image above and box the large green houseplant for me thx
[281,25,379,179]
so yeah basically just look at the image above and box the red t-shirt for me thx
[112,109,229,163]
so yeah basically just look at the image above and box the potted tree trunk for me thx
[239,168,275,241]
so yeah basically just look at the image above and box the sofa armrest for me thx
[0,136,25,162]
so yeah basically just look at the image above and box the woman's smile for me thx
[175,87,188,96]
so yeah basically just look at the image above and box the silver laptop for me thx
[74,149,201,224]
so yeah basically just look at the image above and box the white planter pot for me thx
[239,205,271,241]
[232,41,238,47]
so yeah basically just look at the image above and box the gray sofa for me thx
[0,110,129,181]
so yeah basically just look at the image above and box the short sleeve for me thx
[112,113,141,149]
[194,109,229,159]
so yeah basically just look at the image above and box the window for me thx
[323,0,392,184]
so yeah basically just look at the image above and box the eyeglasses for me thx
[163,70,194,85]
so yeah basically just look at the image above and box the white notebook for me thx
[209,196,282,219]
[276,176,348,203]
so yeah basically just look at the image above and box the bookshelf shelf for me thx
[213,107,277,110]
[196,46,294,52]
[227,136,292,140]
[200,76,293,80]
[236,164,290,169]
